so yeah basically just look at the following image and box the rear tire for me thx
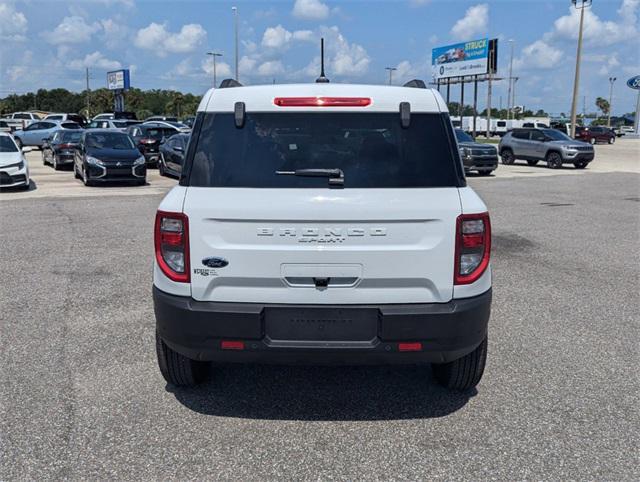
[526,160,539,166]
[608,136,615,144]
[158,155,166,177]
[432,337,487,391]
[478,170,493,176]
[53,156,60,171]
[500,149,515,165]
[155,331,208,386]
[546,151,563,169]
[73,162,81,179]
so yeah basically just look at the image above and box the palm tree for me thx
[595,97,610,119]
[165,92,184,118]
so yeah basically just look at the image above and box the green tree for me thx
[595,97,610,118]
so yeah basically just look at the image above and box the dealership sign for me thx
[627,75,640,90]
[107,69,130,91]
[432,38,489,80]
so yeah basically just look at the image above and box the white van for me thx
[152,79,492,390]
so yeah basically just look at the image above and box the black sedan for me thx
[158,133,189,178]
[42,130,83,170]
[126,124,177,167]
[455,129,499,176]
[73,130,146,186]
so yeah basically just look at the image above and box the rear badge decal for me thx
[202,257,229,268]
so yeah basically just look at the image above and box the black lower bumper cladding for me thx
[154,287,492,364]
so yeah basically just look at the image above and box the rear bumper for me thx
[153,286,492,364]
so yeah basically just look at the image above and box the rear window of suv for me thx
[187,113,461,188]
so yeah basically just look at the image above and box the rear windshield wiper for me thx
[275,168,344,188]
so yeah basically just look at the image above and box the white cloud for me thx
[262,25,293,49]
[100,18,130,49]
[257,60,284,76]
[323,26,370,76]
[201,57,232,78]
[239,56,257,76]
[450,4,488,40]
[42,16,100,44]
[0,3,28,41]
[597,53,621,76]
[514,40,563,70]
[69,51,122,70]
[551,0,638,46]
[7,65,28,82]
[261,25,315,50]
[292,0,330,20]
[134,23,206,56]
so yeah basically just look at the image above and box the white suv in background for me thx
[153,79,492,391]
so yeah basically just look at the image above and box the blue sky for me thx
[1,0,638,115]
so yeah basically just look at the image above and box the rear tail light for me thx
[274,97,371,107]
[140,138,156,144]
[398,342,422,352]
[454,212,491,285]
[221,340,245,350]
[154,211,190,283]
[59,143,74,149]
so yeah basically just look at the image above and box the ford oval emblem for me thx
[202,257,229,268]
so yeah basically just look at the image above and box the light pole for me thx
[385,67,397,85]
[507,39,514,120]
[607,76,616,127]
[512,77,519,118]
[232,6,239,82]
[569,0,592,138]
[207,52,223,88]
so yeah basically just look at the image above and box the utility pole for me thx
[206,52,223,87]
[507,39,514,120]
[512,77,519,117]
[85,67,91,117]
[607,77,616,127]
[385,67,397,85]
[569,0,592,138]
[232,6,239,82]
[486,48,494,138]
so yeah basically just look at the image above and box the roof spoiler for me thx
[219,78,243,89]
[403,79,427,89]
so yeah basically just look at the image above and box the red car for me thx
[575,126,616,145]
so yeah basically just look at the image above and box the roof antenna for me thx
[315,37,330,83]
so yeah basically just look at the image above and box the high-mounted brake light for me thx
[454,212,491,285]
[274,97,371,107]
[154,211,190,283]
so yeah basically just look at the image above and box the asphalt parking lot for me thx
[1,140,639,479]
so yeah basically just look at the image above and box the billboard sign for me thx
[432,38,489,80]
[627,75,640,90]
[107,69,130,91]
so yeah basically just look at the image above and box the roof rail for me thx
[219,78,243,89]
[403,79,427,89]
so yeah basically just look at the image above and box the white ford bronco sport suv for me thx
[153,78,492,390]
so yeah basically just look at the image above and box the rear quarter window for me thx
[186,112,463,189]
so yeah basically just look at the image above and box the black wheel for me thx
[574,161,588,169]
[432,337,487,391]
[546,151,563,169]
[136,179,146,186]
[608,136,615,144]
[42,151,48,165]
[158,155,166,177]
[500,149,515,165]
[73,162,81,179]
[478,170,493,176]
[527,160,539,166]
[82,166,93,186]
[155,331,208,386]
[53,155,60,171]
